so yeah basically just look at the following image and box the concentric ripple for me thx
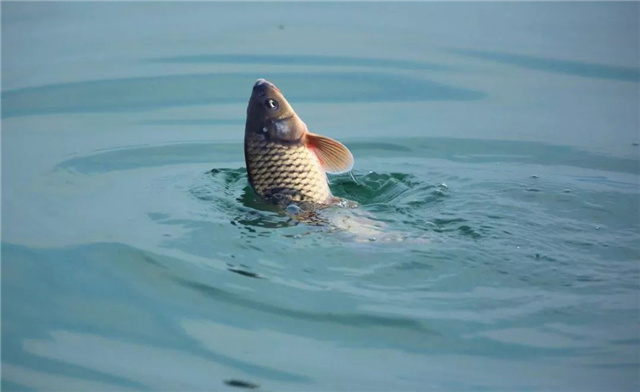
[187,167,464,244]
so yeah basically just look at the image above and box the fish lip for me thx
[254,78,273,88]
[253,78,280,96]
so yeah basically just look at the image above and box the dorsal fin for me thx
[305,132,354,174]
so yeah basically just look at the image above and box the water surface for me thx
[2,2,639,391]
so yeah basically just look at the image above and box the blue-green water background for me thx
[2,2,639,391]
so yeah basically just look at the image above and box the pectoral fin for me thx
[305,132,354,174]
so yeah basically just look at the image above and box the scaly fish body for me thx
[245,137,331,203]
[244,79,354,206]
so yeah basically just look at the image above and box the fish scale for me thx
[245,137,331,204]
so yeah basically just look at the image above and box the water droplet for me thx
[285,204,301,215]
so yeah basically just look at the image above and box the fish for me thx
[244,78,354,207]
[241,79,428,244]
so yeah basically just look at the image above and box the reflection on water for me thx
[453,48,640,82]
[2,72,484,118]
[147,53,454,71]
[55,138,640,177]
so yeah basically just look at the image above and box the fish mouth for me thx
[254,78,273,87]
[253,78,280,95]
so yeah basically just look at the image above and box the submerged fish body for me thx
[244,79,354,207]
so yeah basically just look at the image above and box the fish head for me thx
[245,79,307,143]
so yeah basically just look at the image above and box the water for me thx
[2,2,639,391]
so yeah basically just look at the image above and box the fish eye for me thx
[264,99,279,111]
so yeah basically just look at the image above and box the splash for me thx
[192,168,448,243]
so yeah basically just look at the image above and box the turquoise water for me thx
[2,2,639,391]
